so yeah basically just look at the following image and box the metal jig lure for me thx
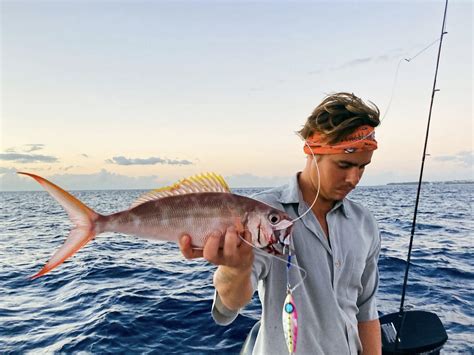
[282,242,298,354]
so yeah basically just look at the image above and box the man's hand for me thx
[178,226,254,269]
[178,227,255,310]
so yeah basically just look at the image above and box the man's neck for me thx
[297,172,336,218]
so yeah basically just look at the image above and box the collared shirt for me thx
[212,173,381,354]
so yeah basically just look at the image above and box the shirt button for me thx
[335,260,341,268]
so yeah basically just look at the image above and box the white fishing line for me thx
[235,138,321,293]
[195,37,446,294]
[405,38,441,63]
[380,37,442,127]
[239,236,308,293]
[290,137,321,223]
[305,35,445,151]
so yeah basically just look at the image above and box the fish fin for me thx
[17,172,100,278]
[130,172,231,208]
[31,228,97,279]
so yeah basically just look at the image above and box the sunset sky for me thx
[1,0,472,190]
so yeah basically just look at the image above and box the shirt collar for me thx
[332,199,350,219]
[277,173,350,219]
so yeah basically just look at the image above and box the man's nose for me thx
[346,167,361,186]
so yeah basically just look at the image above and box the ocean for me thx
[0,183,472,354]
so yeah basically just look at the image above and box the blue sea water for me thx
[0,183,472,354]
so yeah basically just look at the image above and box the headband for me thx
[303,125,378,155]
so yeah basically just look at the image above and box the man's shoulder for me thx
[344,197,378,225]
[344,197,380,246]
[251,184,290,209]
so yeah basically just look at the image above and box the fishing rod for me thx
[398,0,449,316]
[380,0,450,353]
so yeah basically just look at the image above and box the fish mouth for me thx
[264,243,282,255]
[273,227,291,244]
[273,220,293,243]
[264,222,293,255]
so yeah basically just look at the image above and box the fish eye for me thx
[268,213,281,225]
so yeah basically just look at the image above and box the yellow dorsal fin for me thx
[130,172,231,209]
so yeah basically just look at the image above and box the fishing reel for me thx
[380,310,448,354]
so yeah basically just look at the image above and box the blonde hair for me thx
[298,92,380,144]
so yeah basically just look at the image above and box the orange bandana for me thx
[303,125,378,155]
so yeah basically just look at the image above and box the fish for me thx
[18,172,293,279]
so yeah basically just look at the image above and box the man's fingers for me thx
[181,227,254,266]
[223,226,240,260]
[241,229,253,251]
[203,230,224,264]
[179,235,204,259]
[189,248,204,258]
[178,235,192,258]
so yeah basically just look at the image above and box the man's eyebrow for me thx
[339,160,372,167]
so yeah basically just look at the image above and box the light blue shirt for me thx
[212,174,381,354]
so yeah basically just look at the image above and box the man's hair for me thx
[298,92,380,144]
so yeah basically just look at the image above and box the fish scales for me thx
[99,193,251,247]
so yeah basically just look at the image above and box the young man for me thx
[180,92,382,354]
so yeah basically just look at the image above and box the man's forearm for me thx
[358,319,382,355]
[214,265,253,311]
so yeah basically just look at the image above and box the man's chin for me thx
[334,189,352,200]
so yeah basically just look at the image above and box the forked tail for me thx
[18,172,101,279]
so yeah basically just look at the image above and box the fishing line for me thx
[237,137,321,292]
[221,35,447,259]
[383,35,443,121]
[239,237,308,293]
[204,33,449,306]
[290,137,321,223]
[382,57,404,123]
[305,35,446,152]
[404,37,441,63]
[265,32,447,291]
[293,33,448,225]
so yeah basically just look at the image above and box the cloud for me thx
[24,144,45,153]
[434,151,473,167]
[335,56,372,70]
[307,49,406,75]
[0,153,58,163]
[331,53,398,71]
[106,156,193,166]
[4,144,45,153]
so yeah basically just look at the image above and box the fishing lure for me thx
[282,289,298,354]
[282,242,298,354]
[242,235,305,355]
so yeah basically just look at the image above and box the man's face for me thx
[312,151,373,202]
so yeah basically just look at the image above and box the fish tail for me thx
[18,172,101,279]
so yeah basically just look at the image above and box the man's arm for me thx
[179,227,255,310]
[213,265,253,310]
[358,319,382,355]
[357,217,382,354]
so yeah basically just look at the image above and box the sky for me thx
[1,0,472,191]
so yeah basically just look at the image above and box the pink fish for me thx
[19,172,293,279]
